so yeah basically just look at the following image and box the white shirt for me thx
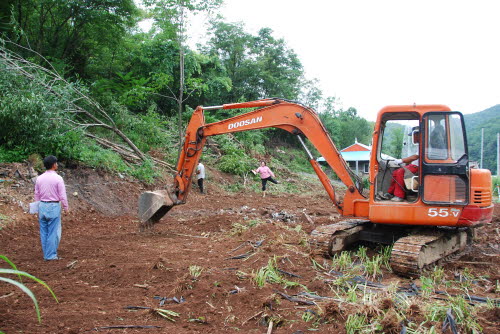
[394,158,419,166]
[196,163,205,179]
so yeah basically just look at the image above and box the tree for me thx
[203,21,304,103]
[1,0,139,77]
[319,103,373,150]
[250,28,303,99]
[143,0,222,149]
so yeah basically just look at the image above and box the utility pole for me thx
[480,128,484,169]
[497,132,499,176]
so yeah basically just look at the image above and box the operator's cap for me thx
[408,126,420,135]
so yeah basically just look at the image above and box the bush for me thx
[493,176,499,200]
[112,103,176,157]
[0,66,79,159]
[218,153,255,176]
[213,135,257,175]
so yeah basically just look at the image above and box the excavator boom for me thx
[139,98,367,224]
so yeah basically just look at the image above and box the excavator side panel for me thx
[369,201,463,226]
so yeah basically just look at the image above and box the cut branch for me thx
[0,39,147,162]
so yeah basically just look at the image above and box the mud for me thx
[0,164,499,333]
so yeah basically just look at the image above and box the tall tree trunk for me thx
[177,3,185,156]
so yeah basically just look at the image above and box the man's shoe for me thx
[391,196,404,202]
[377,191,393,200]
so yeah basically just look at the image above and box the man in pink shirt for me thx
[252,161,279,197]
[34,155,69,260]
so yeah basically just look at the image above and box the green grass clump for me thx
[228,219,264,236]
[0,214,12,230]
[253,257,306,290]
[424,295,482,333]
[331,251,353,271]
[189,265,203,279]
[345,314,370,334]
[153,308,180,322]
[0,255,58,323]
[363,255,383,279]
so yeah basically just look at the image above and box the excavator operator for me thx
[385,127,420,202]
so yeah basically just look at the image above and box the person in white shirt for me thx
[196,162,205,194]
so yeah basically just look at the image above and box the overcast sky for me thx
[182,0,500,120]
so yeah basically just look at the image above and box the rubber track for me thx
[390,231,470,277]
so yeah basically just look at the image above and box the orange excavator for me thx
[138,98,493,276]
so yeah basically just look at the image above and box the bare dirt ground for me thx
[0,163,499,333]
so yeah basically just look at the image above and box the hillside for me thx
[464,105,500,173]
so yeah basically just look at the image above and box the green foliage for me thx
[318,106,373,150]
[214,135,257,175]
[424,296,482,333]
[0,255,58,323]
[4,0,139,77]
[464,105,500,173]
[381,122,405,158]
[492,176,499,200]
[345,314,370,334]
[271,145,314,174]
[0,147,28,163]
[112,103,177,157]
[0,65,81,158]
[129,160,160,184]
[203,20,303,102]
[218,153,255,176]
[0,0,376,184]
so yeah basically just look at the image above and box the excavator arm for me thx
[138,98,368,224]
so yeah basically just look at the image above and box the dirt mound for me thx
[0,162,148,217]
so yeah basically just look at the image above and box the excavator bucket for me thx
[138,190,176,224]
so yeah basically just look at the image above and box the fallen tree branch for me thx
[0,39,148,162]
[84,133,175,172]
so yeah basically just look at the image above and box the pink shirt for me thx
[255,166,275,179]
[34,170,69,210]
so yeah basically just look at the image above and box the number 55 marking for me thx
[428,208,460,218]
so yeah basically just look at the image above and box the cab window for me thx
[425,114,466,163]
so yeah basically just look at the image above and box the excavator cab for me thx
[374,109,470,207]
[368,105,488,227]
